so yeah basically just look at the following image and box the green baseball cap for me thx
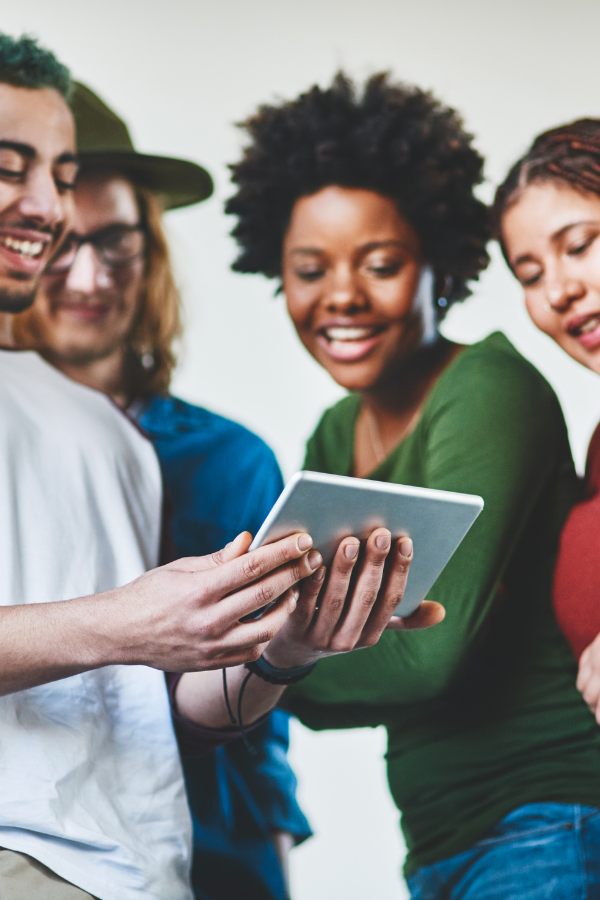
[71,81,213,210]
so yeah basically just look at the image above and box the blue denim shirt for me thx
[136,395,311,900]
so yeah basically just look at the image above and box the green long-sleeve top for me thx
[283,332,600,875]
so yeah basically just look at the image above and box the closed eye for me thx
[0,167,24,181]
[366,263,401,278]
[518,269,543,288]
[568,235,594,256]
[295,269,324,282]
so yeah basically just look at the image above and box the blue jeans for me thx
[407,804,600,899]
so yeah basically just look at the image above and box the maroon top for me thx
[553,422,600,659]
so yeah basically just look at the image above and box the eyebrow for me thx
[0,140,35,159]
[0,140,77,166]
[512,219,600,269]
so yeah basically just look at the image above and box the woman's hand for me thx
[174,529,445,729]
[577,632,600,722]
[263,528,445,670]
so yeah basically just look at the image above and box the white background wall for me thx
[4,2,600,896]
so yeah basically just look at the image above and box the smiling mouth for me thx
[321,325,384,342]
[570,314,600,336]
[0,235,46,259]
[317,324,387,363]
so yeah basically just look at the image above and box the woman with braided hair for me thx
[227,74,600,898]
[496,119,600,722]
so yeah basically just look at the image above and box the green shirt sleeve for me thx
[285,335,577,721]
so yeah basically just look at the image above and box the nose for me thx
[64,244,110,294]
[18,165,66,232]
[325,261,366,311]
[544,262,586,312]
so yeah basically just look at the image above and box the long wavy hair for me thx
[125,186,181,397]
[12,177,181,398]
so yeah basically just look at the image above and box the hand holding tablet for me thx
[240,470,482,669]
[251,471,483,616]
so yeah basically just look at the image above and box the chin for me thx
[323,362,379,392]
[45,342,108,367]
[0,282,37,313]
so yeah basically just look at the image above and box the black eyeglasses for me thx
[46,224,147,275]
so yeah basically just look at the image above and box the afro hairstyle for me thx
[226,71,490,311]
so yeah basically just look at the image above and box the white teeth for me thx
[1,236,44,258]
[325,326,377,341]
[578,316,600,335]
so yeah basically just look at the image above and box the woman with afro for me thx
[227,73,600,898]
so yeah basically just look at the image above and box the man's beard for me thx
[0,279,38,313]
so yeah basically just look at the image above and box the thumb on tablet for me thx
[386,600,445,631]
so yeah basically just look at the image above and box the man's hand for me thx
[101,531,323,671]
[0,531,322,696]
[263,528,445,670]
[577,632,600,723]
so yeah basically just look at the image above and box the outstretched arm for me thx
[0,530,320,696]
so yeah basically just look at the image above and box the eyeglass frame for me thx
[45,223,148,275]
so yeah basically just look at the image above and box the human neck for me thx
[361,338,456,420]
[0,313,14,347]
[45,347,131,409]
[353,338,462,477]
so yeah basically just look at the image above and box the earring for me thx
[437,276,453,308]
[140,350,155,370]
[133,342,155,369]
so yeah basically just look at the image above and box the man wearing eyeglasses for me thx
[0,34,435,900]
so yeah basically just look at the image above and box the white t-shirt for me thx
[0,351,193,900]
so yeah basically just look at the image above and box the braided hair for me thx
[493,119,600,255]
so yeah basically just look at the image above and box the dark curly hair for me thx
[493,118,600,260]
[0,34,70,98]
[226,71,490,312]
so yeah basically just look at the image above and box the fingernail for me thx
[345,541,359,560]
[292,586,300,601]
[376,532,391,551]
[399,538,413,558]
[298,534,313,551]
[312,566,326,582]
[307,550,322,570]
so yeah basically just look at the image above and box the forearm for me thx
[0,592,122,696]
[272,830,294,894]
[175,666,286,730]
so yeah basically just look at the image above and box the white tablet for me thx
[250,470,483,617]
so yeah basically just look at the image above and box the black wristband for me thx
[245,655,317,685]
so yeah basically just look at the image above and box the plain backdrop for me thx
[4,2,600,897]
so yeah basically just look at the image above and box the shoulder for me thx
[430,332,562,421]
[449,332,555,392]
[419,333,571,481]
[139,394,281,469]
